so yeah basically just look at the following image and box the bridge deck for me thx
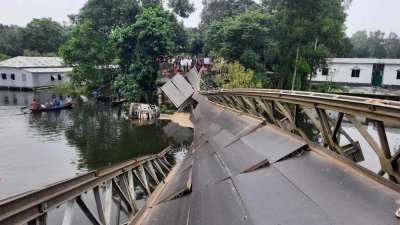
[132,95,400,225]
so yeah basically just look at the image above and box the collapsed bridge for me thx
[2,68,400,225]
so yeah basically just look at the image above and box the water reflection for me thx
[0,90,192,199]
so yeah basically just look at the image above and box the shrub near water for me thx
[214,60,261,89]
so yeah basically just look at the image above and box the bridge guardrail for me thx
[0,146,174,225]
[201,89,400,184]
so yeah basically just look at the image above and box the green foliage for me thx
[310,83,348,93]
[168,0,195,18]
[200,0,255,27]
[0,53,9,61]
[385,32,400,59]
[0,24,24,57]
[204,9,273,70]
[60,0,141,84]
[186,28,204,55]
[266,0,347,90]
[111,6,182,102]
[350,30,400,58]
[51,83,87,95]
[23,49,59,57]
[214,60,261,88]
[22,18,67,54]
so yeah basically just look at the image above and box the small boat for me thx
[30,103,73,113]
[112,98,126,105]
[96,96,112,102]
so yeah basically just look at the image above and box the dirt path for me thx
[160,113,193,128]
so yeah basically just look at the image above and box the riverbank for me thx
[160,112,193,128]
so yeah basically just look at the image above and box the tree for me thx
[60,0,141,86]
[367,30,386,58]
[168,0,195,18]
[267,0,347,90]
[214,59,261,88]
[112,6,181,102]
[0,24,24,57]
[22,18,66,54]
[204,9,273,70]
[200,0,255,27]
[186,28,204,56]
[385,32,400,58]
[0,53,9,61]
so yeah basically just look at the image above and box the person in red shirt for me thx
[31,99,39,109]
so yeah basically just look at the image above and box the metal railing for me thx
[0,147,174,225]
[201,89,400,183]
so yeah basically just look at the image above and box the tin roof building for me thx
[0,56,72,90]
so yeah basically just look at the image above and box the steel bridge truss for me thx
[202,89,400,184]
[0,147,174,225]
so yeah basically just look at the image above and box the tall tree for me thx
[168,0,195,18]
[385,32,400,58]
[200,0,255,27]
[112,6,182,102]
[350,30,369,58]
[60,0,141,86]
[204,9,273,70]
[186,28,204,56]
[22,18,66,54]
[267,0,347,90]
[367,30,386,58]
[0,24,24,57]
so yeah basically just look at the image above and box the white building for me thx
[313,58,400,88]
[0,56,72,90]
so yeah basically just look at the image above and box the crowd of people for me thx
[157,56,213,76]
[30,95,72,109]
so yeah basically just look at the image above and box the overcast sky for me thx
[0,0,399,36]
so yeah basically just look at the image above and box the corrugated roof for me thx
[0,56,65,68]
[330,58,400,64]
[23,68,73,73]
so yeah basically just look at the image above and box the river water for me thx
[0,90,193,200]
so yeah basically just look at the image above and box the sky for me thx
[0,0,399,36]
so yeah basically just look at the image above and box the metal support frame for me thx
[0,147,174,225]
[202,89,400,184]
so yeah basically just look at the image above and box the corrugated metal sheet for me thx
[171,73,194,99]
[211,129,236,149]
[141,195,190,225]
[240,126,307,163]
[218,140,268,175]
[233,166,335,225]
[161,80,186,108]
[0,56,64,68]
[186,68,199,91]
[194,142,216,162]
[191,154,228,192]
[189,179,252,225]
[157,167,192,203]
[274,152,400,225]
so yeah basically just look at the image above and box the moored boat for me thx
[30,103,73,113]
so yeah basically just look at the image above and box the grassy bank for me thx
[50,83,88,95]
[310,83,348,93]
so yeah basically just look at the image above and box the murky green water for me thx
[0,90,192,200]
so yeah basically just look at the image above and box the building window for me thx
[397,70,400,80]
[58,74,62,80]
[51,75,55,81]
[322,68,329,76]
[22,74,26,81]
[351,67,361,78]
[1,73,6,80]
[11,74,15,80]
